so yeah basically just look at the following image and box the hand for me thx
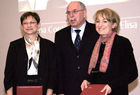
[81,80,89,91]
[7,87,13,95]
[101,84,112,95]
[46,89,53,95]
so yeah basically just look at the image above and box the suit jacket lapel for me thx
[79,22,91,52]
[66,26,78,52]
[19,38,28,76]
[38,36,44,75]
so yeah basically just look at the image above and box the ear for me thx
[20,25,25,36]
[112,23,117,29]
[37,23,41,29]
[83,10,87,18]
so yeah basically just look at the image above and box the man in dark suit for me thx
[55,1,99,95]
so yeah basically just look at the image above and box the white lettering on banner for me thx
[120,20,138,29]
[39,25,66,34]
[120,16,140,30]
[48,25,65,33]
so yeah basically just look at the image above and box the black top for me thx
[87,35,138,95]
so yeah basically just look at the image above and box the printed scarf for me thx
[24,35,40,72]
[88,32,116,74]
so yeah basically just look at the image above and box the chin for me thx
[98,31,107,35]
[98,32,104,35]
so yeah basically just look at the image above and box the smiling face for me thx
[66,2,87,28]
[21,16,40,36]
[94,8,120,36]
[95,14,116,37]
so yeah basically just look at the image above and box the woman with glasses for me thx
[4,12,56,95]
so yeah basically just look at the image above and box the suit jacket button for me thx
[77,66,80,70]
[77,55,79,58]
[25,58,28,61]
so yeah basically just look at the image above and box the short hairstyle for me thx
[94,8,120,32]
[79,1,86,10]
[20,11,40,24]
[68,1,86,10]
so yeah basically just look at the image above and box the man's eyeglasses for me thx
[66,9,84,15]
[22,21,37,25]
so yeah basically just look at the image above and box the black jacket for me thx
[4,36,56,95]
[55,22,99,95]
[87,35,138,95]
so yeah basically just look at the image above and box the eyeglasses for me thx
[66,9,84,15]
[22,21,37,25]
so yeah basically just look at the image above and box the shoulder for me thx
[40,37,55,53]
[85,21,99,38]
[86,21,95,26]
[7,38,24,53]
[9,37,24,46]
[40,36,54,46]
[55,26,71,35]
[114,34,133,49]
[86,21,96,29]
[85,21,97,33]
[115,35,131,44]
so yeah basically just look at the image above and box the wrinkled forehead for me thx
[67,2,81,11]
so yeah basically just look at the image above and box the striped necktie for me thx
[74,30,81,52]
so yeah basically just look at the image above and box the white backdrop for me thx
[0,0,139,95]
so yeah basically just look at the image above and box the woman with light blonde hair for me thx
[81,8,138,95]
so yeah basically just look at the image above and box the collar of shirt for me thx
[71,22,86,43]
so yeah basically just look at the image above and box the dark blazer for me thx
[88,34,138,95]
[55,22,99,95]
[4,36,56,95]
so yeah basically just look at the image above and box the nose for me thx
[98,22,102,26]
[27,23,32,27]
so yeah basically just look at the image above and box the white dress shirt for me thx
[71,22,86,43]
